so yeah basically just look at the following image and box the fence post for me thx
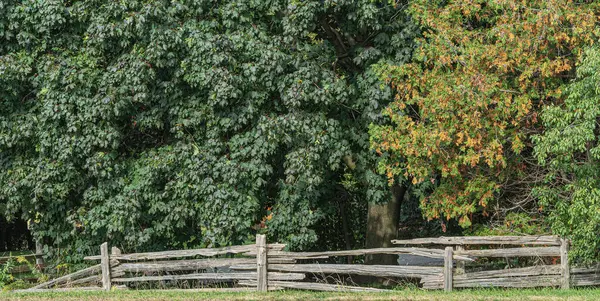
[35,239,45,270]
[455,246,465,275]
[111,247,121,256]
[443,246,453,292]
[256,234,268,292]
[100,242,111,291]
[560,238,570,289]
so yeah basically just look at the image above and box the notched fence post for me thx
[455,245,465,275]
[111,246,122,256]
[443,246,453,292]
[100,242,111,291]
[256,234,268,292]
[560,238,570,289]
[35,239,45,270]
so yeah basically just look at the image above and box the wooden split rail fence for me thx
[392,236,600,291]
[18,235,600,292]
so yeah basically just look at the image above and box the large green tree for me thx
[371,0,598,233]
[534,46,600,262]
[0,0,416,256]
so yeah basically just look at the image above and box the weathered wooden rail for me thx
[0,252,45,284]
[15,235,600,293]
[392,235,600,291]
[0,253,43,264]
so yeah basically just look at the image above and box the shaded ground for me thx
[3,288,600,301]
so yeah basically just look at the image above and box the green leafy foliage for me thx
[467,213,548,237]
[0,258,15,288]
[371,0,598,231]
[534,46,600,263]
[0,0,416,253]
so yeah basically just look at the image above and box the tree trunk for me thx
[339,197,354,263]
[0,217,6,251]
[364,184,406,265]
[5,221,13,251]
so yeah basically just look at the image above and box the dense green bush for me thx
[0,0,416,255]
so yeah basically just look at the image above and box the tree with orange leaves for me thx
[371,0,599,227]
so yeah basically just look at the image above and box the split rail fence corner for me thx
[17,235,600,293]
[391,236,579,291]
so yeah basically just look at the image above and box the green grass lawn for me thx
[2,288,600,301]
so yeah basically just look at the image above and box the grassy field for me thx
[2,288,600,301]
